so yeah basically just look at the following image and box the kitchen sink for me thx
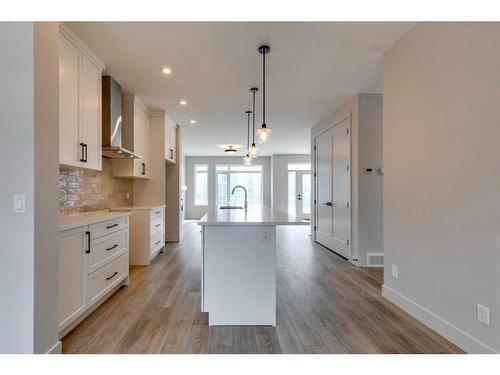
[219,205,243,209]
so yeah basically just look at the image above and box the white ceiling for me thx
[68,22,414,156]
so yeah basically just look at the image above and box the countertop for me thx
[198,205,309,226]
[111,205,166,211]
[60,210,131,231]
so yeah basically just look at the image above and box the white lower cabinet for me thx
[59,216,129,335]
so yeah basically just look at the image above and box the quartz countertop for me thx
[198,205,309,226]
[111,205,166,211]
[60,210,131,231]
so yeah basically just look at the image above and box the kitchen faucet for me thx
[231,185,248,210]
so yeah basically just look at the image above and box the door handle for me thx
[297,194,302,201]
[323,202,333,206]
[170,149,173,159]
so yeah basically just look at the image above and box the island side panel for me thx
[203,225,276,326]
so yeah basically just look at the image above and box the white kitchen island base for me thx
[199,205,308,326]
[201,225,276,326]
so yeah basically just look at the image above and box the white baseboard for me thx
[382,284,497,354]
[46,340,62,354]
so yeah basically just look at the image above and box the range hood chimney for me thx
[101,76,142,159]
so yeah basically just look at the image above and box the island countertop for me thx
[198,205,309,226]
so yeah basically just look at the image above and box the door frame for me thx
[312,115,352,261]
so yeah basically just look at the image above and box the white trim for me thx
[382,285,497,354]
[59,23,105,70]
[46,341,62,354]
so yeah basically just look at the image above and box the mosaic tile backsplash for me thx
[59,158,133,214]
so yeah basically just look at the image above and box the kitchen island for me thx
[198,205,308,326]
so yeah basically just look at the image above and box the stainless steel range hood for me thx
[102,76,142,159]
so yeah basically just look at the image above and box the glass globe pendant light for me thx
[243,111,253,166]
[248,87,259,157]
[256,45,272,144]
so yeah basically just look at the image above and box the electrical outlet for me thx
[477,304,490,326]
[262,230,271,242]
[391,264,399,279]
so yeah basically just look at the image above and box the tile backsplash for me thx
[59,159,133,214]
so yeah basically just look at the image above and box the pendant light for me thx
[243,111,253,166]
[256,45,272,144]
[248,87,259,157]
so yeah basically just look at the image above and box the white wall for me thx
[382,23,499,353]
[271,154,311,214]
[311,94,383,264]
[0,22,59,353]
[185,156,271,219]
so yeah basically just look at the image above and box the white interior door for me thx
[315,128,334,248]
[331,118,350,258]
[314,118,350,258]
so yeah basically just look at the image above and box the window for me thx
[194,165,208,205]
[216,165,263,206]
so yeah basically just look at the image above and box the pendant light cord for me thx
[262,51,266,125]
[246,111,251,150]
[252,89,256,143]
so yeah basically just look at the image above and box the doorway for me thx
[287,166,311,221]
[314,117,351,259]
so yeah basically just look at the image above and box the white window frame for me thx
[194,164,208,206]
[215,165,263,206]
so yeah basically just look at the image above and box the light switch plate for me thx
[391,264,399,279]
[477,304,490,326]
[14,194,26,214]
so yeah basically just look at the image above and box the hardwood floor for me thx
[62,221,463,354]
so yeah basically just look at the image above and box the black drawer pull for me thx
[155,240,162,245]
[106,223,119,229]
[155,223,161,227]
[85,231,91,254]
[106,244,119,251]
[80,143,86,162]
[106,271,118,281]
[154,211,162,214]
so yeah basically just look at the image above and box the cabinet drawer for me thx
[150,208,164,220]
[88,254,128,307]
[89,217,128,240]
[150,217,164,235]
[88,229,128,274]
[150,230,165,255]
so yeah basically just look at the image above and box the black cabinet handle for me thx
[80,143,85,162]
[106,271,118,281]
[155,223,161,227]
[106,244,118,251]
[85,231,91,253]
[169,149,173,159]
[84,143,88,162]
[155,240,162,245]
[154,211,162,214]
[142,163,146,175]
[106,223,118,229]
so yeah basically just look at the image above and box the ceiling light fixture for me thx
[225,145,237,153]
[190,119,196,124]
[162,67,172,75]
[179,100,187,106]
[249,87,259,158]
[243,111,253,166]
[256,45,272,144]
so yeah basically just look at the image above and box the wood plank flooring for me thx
[62,221,463,354]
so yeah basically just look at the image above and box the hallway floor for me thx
[62,221,462,353]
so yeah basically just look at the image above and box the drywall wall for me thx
[0,21,36,354]
[33,22,60,355]
[311,94,383,265]
[271,154,311,214]
[0,22,60,354]
[185,156,271,219]
[382,22,499,353]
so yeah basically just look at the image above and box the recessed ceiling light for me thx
[179,100,187,106]
[190,120,196,124]
[162,67,172,75]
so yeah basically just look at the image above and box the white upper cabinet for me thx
[113,95,151,179]
[165,116,177,164]
[59,24,104,171]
